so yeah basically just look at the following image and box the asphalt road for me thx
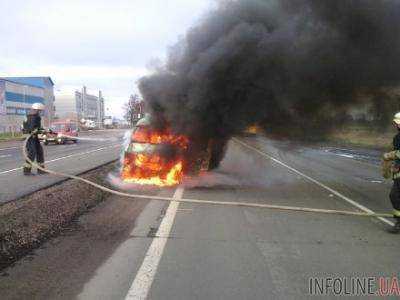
[2,135,400,299]
[0,129,126,203]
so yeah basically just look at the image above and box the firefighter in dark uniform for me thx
[383,112,400,233]
[22,103,46,175]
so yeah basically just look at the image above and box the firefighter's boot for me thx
[23,166,32,175]
[388,218,400,234]
[37,164,46,175]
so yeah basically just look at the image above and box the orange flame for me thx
[245,125,261,134]
[132,127,188,149]
[121,128,188,187]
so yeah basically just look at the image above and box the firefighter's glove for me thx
[383,151,397,161]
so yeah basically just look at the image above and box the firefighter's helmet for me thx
[32,103,45,110]
[394,112,400,125]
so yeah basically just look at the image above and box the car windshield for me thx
[50,124,66,132]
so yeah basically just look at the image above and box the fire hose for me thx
[22,133,394,220]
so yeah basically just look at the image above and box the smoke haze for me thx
[139,0,400,157]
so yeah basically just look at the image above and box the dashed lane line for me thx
[0,146,19,151]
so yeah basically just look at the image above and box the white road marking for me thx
[0,154,12,158]
[324,148,378,168]
[125,187,184,300]
[337,153,355,159]
[234,138,394,227]
[0,144,120,175]
[371,180,383,184]
[0,146,19,151]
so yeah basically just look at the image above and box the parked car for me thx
[40,121,79,145]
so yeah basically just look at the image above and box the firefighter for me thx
[383,112,400,233]
[22,103,46,175]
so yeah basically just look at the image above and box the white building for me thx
[55,86,105,128]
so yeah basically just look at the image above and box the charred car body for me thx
[121,114,227,186]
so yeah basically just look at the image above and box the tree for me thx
[123,94,144,127]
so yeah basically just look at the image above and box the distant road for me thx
[0,129,126,203]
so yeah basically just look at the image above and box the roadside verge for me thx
[0,162,117,269]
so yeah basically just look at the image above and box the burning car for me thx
[121,116,189,186]
[121,115,226,186]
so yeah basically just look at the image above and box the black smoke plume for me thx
[139,0,400,168]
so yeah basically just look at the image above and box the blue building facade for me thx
[4,77,54,89]
[0,77,55,133]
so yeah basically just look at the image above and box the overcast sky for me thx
[0,0,214,118]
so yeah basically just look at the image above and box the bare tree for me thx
[123,94,143,127]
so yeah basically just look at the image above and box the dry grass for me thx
[328,125,394,150]
[0,132,24,142]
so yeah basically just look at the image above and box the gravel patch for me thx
[0,162,117,269]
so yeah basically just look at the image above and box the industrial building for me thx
[0,77,55,133]
[55,86,105,128]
